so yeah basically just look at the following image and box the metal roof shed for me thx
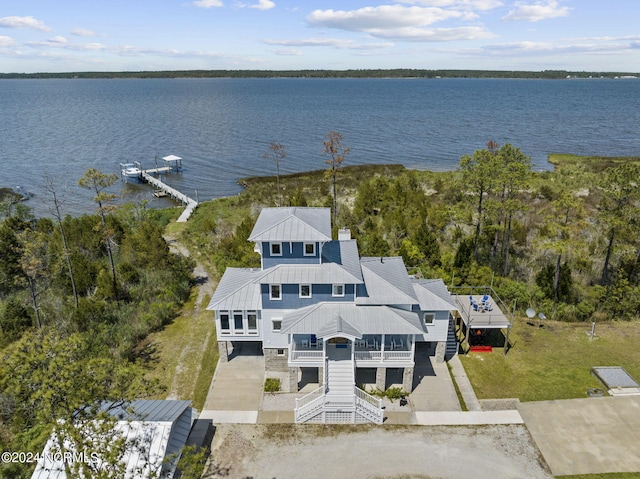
[30,400,195,479]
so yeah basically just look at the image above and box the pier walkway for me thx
[139,171,198,222]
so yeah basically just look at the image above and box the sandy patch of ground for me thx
[203,423,552,479]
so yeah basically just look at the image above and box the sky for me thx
[1,0,639,73]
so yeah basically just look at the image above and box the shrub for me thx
[264,378,281,393]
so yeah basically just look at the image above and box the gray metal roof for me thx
[412,279,458,311]
[281,302,425,336]
[321,239,363,281]
[317,314,362,339]
[248,207,332,242]
[357,257,418,305]
[259,262,364,285]
[31,400,194,479]
[105,399,192,423]
[206,268,262,311]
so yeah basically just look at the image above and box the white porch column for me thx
[380,334,385,361]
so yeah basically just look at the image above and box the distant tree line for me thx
[1,69,637,80]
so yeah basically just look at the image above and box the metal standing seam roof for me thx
[281,302,425,336]
[30,400,194,479]
[259,263,364,285]
[206,268,263,311]
[356,257,419,305]
[321,239,363,281]
[412,279,458,311]
[207,248,366,311]
[248,207,332,242]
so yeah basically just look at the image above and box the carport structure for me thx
[451,286,513,351]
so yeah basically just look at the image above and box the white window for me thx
[299,284,311,298]
[270,242,282,256]
[233,311,244,334]
[270,284,282,300]
[272,320,282,331]
[304,242,316,256]
[332,284,345,297]
[219,312,230,335]
[247,311,258,334]
[423,313,435,326]
[277,348,286,357]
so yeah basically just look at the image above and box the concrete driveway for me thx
[518,395,640,476]
[200,343,265,423]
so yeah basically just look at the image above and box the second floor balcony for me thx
[289,334,415,367]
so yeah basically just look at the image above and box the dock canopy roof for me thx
[162,154,182,162]
[248,207,332,242]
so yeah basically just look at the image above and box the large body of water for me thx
[1,77,639,217]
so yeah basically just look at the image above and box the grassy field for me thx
[548,153,640,172]
[143,287,218,410]
[460,318,640,402]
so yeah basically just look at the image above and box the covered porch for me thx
[289,333,415,366]
[283,303,424,368]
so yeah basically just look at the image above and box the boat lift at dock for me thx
[121,155,198,222]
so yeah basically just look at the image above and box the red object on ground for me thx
[470,346,493,352]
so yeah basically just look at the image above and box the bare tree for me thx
[263,142,286,206]
[78,168,120,298]
[44,175,78,309]
[323,131,350,226]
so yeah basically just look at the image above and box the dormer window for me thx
[332,284,345,297]
[303,242,316,256]
[270,242,282,256]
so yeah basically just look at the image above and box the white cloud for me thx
[71,28,96,37]
[48,36,67,44]
[502,1,570,22]
[264,37,394,50]
[306,5,494,42]
[0,35,16,47]
[271,48,302,56]
[192,0,224,8]
[476,37,640,58]
[0,16,52,32]
[249,0,276,10]
[308,6,467,31]
[396,0,503,9]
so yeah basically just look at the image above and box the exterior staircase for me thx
[326,359,355,396]
[294,357,383,424]
[445,316,458,360]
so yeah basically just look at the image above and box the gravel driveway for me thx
[203,423,552,479]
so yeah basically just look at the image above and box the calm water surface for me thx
[1,78,639,216]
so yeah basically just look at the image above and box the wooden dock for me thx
[139,171,198,222]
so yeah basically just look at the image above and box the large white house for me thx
[207,207,459,423]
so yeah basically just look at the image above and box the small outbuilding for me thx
[31,400,196,479]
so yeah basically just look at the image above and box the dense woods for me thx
[0,175,193,477]
[182,146,640,325]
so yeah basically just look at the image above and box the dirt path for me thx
[163,233,215,400]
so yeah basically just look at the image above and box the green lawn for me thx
[460,319,640,402]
